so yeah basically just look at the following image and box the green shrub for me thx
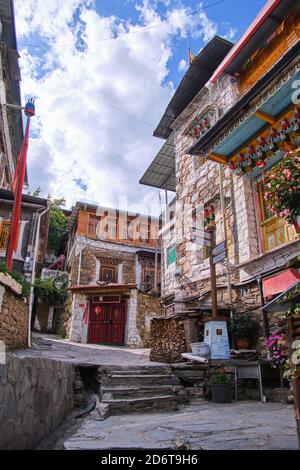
[228,313,259,341]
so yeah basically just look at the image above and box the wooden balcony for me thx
[238,11,300,96]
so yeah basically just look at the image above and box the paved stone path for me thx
[15,334,163,366]
[63,401,298,450]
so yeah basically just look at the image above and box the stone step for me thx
[101,374,180,387]
[99,366,171,376]
[103,395,179,415]
[100,384,184,400]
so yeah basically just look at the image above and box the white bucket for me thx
[190,342,210,357]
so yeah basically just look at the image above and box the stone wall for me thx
[0,274,28,349]
[0,354,75,450]
[136,292,163,347]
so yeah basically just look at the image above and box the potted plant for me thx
[211,368,231,403]
[263,148,300,233]
[229,313,259,350]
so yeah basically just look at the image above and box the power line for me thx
[18,0,228,49]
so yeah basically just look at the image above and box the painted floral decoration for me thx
[263,149,300,224]
[265,334,287,369]
[204,205,215,229]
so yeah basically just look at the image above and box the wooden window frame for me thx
[100,265,117,283]
[257,180,297,253]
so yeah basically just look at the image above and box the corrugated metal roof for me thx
[139,132,175,191]
[153,36,233,140]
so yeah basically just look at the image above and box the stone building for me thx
[0,0,23,189]
[0,189,50,279]
[140,0,300,359]
[65,202,163,347]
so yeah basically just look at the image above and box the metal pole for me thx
[219,164,233,317]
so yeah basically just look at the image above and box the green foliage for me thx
[47,197,69,254]
[34,277,68,305]
[0,261,30,298]
[212,371,231,385]
[228,313,260,341]
[26,186,42,197]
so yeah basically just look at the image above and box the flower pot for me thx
[235,338,251,350]
[211,384,231,403]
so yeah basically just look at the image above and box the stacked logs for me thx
[150,317,187,363]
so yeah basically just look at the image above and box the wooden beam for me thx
[255,110,276,124]
[207,152,228,164]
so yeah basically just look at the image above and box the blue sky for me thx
[15,0,266,212]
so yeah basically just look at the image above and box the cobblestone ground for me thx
[63,401,298,450]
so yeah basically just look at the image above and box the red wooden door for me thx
[88,301,126,345]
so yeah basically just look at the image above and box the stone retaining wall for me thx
[0,354,75,450]
[0,274,28,349]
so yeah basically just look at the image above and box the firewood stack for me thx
[150,316,187,363]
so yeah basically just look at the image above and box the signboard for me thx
[167,246,176,266]
[190,227,210,240]
[191,236,211,247]
[213,250,227,264]
[212,241,226,256]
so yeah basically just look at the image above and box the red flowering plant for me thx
[263,149,300,225]
[265,334,287,369]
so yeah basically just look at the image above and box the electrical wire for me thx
[18,0,229,49]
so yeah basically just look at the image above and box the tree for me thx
[47,197,69,254]
[26,186,42,197]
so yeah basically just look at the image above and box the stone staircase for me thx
[97,365,188,416]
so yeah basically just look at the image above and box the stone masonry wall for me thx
[0,274,28,349]
[136,292,163,347]
[0,354,75,450]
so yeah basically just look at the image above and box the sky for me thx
[15,0,266,213]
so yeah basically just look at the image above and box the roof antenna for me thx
[185,24,195,66]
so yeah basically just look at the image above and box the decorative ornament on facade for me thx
[186,111,212,139]
[228,112,300,177]
[204,205,216,229]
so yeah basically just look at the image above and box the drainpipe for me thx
[77,239,83,285]
[28,206,49,347]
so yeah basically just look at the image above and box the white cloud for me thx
[178,58,188,72]
[14,0,226,213]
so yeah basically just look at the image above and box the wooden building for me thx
[65,202,163,347]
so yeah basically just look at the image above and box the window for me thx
[0,220,10,251]
[167,246,176,266]
[257,181,297,252]
[100,265,116,283]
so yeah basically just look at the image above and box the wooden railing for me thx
[238,11,300,96]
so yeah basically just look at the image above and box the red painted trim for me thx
[210,0,281,83]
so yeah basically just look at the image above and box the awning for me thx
[139,132,176,191]
[263,268,300,298]
[70,284,137,295]
[262,280,300,314]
